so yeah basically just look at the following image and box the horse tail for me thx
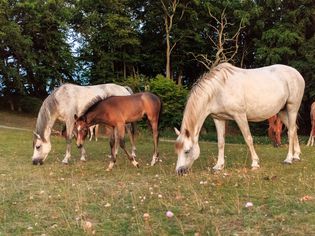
[124,86,134,95]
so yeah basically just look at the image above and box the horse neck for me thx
[181,89,211,140]
[35,105,58,143]
[84,110,99,126]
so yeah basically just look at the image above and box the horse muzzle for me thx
[77,144,83,149]
[176,166,189,175]
[32,158,44,165]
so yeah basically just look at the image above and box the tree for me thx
[71,0,140,84]
[0,0,75,98]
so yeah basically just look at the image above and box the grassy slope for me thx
[1,111,315,235]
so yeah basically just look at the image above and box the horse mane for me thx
[35,88,60,142]
[182,63,236,134]
[80,95,104,117]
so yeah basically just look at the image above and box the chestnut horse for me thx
[74,92,161,171]
[307,102,315,146]
[268,115,283,147]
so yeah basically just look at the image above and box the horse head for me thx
[32,132,51,165]
[268,115,282,147]
[174,128,200,175]
[74,114,89,148]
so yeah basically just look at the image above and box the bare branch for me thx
[194,8,244,69]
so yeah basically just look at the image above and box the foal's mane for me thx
[80,95,104,117]
[182,63,236,134]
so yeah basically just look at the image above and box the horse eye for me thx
[36,145,41,150]
[184,149,190,155]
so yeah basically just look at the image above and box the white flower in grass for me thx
[166,211,174,218]
[245,202,253,208]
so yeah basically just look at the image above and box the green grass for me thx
[1,111,315,235]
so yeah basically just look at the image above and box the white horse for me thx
[175,63,305,175]
[32,83,135,165]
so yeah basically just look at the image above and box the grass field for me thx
[1,111,315,235]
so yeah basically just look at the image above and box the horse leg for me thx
[62,122,74,164]
[149,119,159,166]
[234,114,260,169]
[106,132,117,171]
[95,124,99,141]
[117,124,139,168]
[278,109,300,163]
[212,119,226,171]
[307,130,312,146]
[126,123,137,158]
[88,126,93,141]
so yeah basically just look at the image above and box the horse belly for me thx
[242,78,288,121]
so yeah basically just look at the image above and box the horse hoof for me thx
[62,160,69,165]
[293,157,301,162]
[283,160,292,165]
[212,165,224,172]
[251,165,260,170]
[80,158,86,162]
[106,168,112,172]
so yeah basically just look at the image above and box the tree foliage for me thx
[0,0,315,132]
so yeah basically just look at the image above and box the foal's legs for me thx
[126,123,137,157]
[213,119,226,171]
[117,124,139,168]
[278,110,301,163]
[234,114,260,169]
[106,131,117,171]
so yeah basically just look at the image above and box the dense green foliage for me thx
[148,75,188,129]
[0,0,315,132]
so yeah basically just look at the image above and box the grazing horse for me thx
[74,92,161,171]
[307,102,315,146]
[175,63,305,175]
[268,115,283,147]
[32,83,135,165]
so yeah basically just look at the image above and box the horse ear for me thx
[185,129,190,138]
[174,127,180,136]
[33,131,41,140]
[74,114,78,120]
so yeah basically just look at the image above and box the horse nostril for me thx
[32,159,44,165]
[177,166,187,176]
[77,144,82,149]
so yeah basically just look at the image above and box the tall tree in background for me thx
[0,0,75,98]
[71,0,140,84]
